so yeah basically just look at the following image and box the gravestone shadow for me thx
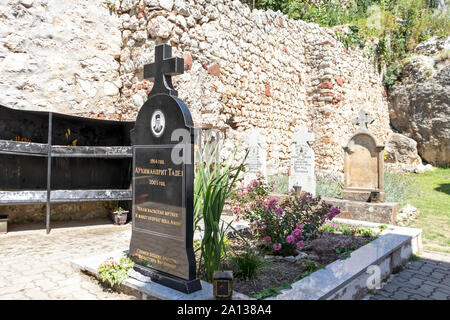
[6,217,129,233]
[434,183,450,195]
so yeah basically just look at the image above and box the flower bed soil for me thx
[220,231,374,298]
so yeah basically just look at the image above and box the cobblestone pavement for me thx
[0,220,136,300]
[366,251,450,300]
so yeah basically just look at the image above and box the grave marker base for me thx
[133,264,202,294]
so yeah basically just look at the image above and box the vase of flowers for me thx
[110,207,129,225]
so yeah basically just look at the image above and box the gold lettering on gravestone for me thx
[134,154,184,230]
[135,248,179,270]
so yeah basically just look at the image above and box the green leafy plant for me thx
[316,179,344,199]
[249,282,292,300]
[231,246,265,280]
[113,207,127,217]
[384,62,403,88]
[409,253,421,261]
[378,224,388,234]
[293,260,324,281]
[384,172,416,203]
[358,226,375,238]
[321,222,375,238]
[97,255,134,288]
[334,239,357,259]
[338,25,366,49]
[104,0,116,10]
[195,142,247,282]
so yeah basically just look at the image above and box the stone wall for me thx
[0,0,122,116]
[0,0,392,176]
[116,0,391,175]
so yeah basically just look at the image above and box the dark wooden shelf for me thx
[0,140,48,156]
[51,145,132,158]
[0,140,132,158]
[0,189,132,205]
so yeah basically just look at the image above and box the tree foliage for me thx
[240,0,449,88]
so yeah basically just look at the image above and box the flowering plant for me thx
[98,255,134,288]
[334,239,356,259]
[231,178,340,255]
[281,192,340,240]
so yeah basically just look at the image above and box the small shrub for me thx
[384,62,403,88]
[98,255,134,288]
[249,282,292,300]
[294,260,324,281]
[282,193,341,240]
[231,178,340,255]
[316,175,343,199]
[231,247,265,280]
[409,253,421,261]
[334,239,357,259]
[342,225,359,236]
[321,222,342,233]
[321,222,376,238]
[378,224,388,234]
[338,25,366,49]
[357,227,375,238]
[384,172,416,203]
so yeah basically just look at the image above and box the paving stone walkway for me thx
[2,220,449,300]
[365,251,450,300]
[0,220,136,300]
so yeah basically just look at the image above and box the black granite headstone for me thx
[129,44,201,293]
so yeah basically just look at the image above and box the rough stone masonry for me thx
[0,0,392,177]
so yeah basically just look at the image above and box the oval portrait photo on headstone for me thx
[151,109,165,138]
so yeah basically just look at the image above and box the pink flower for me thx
[275,207,283,217]
[268,198,278,208]
[273,243,282,251]
[263,236,271,243]
[245,203,252,211]
[246,180,255,192]
[327,207,340,220]
[286,235,295,244]
[296,241,305,249]
[296,222,304,229]
[292,228,302,239]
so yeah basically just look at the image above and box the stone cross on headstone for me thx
[143,44,184,96]
[352,109,374,132]
[289,126,316,195]
[292,125,315,145]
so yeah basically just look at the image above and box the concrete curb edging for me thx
[269,219,422,300]
[71,219,422,300]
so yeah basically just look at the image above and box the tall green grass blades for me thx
[195,139,247,281]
